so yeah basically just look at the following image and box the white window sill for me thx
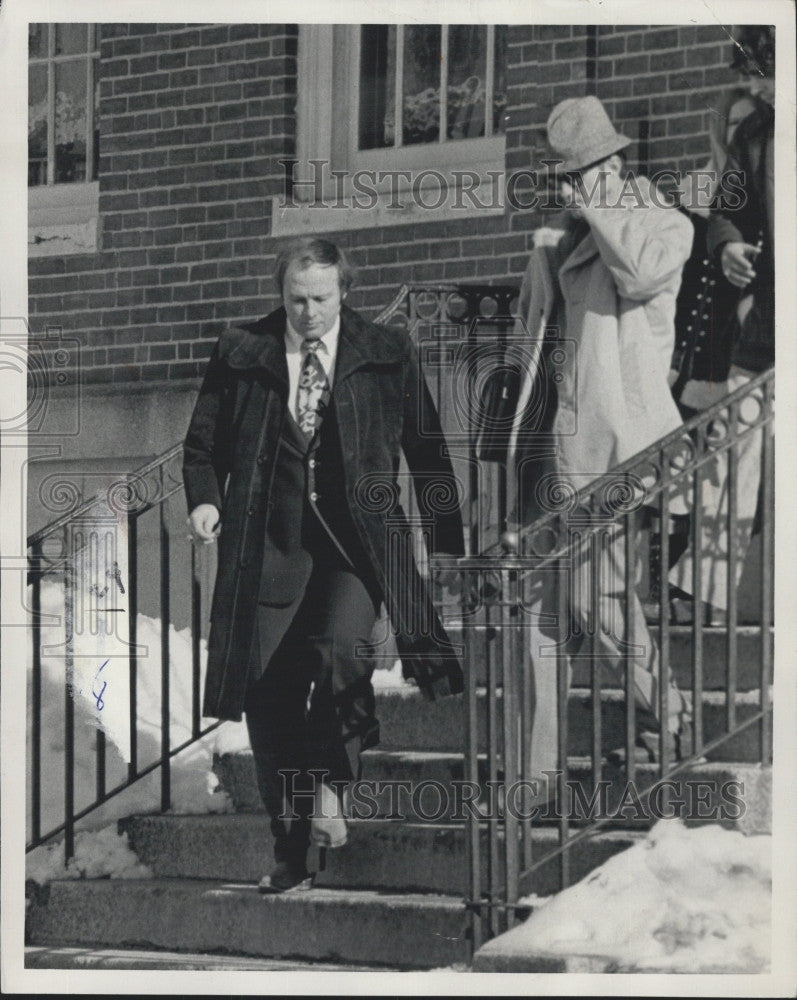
[29,181,99,257]
[271,173,506,237]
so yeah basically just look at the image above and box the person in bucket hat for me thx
[546,94,632,174]
[503,95,695,778]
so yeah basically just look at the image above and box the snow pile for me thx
[26,826,152,885]
[509,819,771,973]
[28,580,236,836]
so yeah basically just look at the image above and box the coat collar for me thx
[223,304,407,386]
[559,226,599,276]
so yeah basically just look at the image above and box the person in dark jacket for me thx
[669,26,775,617]
[183,237,464,891]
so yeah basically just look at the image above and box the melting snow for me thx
[26,826,152,885]
[502,818,771,973]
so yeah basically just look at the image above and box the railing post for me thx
[691,462,704,755]
[462,566,483,952]
[556,546,570,890]
[127,511,138,781]
[760,408,774,764]
[726,400,739,732]
[501,567,519,928]
[160,470,171,813]
[625,509,637,784]
[64,530,75,863]
[658,461,671,777]
[191,541,202,740]
[590,521,603,794]
[485,570,500,938]
[30,541,43,847]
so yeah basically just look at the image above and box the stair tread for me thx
[34,877,464,905]
[25,944,389,972]
[122,813,648,840]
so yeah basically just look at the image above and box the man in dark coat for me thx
[183,237,464,891]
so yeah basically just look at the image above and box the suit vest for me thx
[257,399,377,604]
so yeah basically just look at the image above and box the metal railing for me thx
[27,444,222,860]
[431,367,774,949]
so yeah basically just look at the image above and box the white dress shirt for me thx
[284,315,340,423]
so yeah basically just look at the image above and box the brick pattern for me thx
[29,23,740,384]
[29,23,298,385]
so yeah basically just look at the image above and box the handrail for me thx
[429,365,774,948]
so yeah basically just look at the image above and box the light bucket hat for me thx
[547,95,632,173]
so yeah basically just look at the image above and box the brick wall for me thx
[29,22,298,386]
[29,22,739,386]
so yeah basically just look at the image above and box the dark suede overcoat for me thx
[183,304,465,721]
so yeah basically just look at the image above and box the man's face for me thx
[562,155,622,216]
[282,261,343,340]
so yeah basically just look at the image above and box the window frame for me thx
[272,24,506,236]
[28,23,100,257]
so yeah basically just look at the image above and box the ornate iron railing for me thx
[431,366,774,949]
[27,443,222,859]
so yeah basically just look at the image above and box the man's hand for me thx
[188,504,221,544]
[721,241,760,289]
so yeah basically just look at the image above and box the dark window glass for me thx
[359,25,396,150]
[28,64,48,186]
[447,26,487,140]
[402,25,441,146]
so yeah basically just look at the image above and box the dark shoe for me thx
[258,860,313,894]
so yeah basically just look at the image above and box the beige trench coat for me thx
[507,182,694,526]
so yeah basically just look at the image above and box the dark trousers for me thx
[243,561,380,866]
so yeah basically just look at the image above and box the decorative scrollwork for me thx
[162,451,184,490]
[413,290,442,321]
[598,473,647,514]
[106,473,154,514]
[478,295,498,318]
[421,476,461,515]
[353,474,401,514]
[445,292,469,321]
[525,520,568,559]
[737,390,764,428]
[38,475,82,515]
[705,415,730,447]
[535,474,578,514]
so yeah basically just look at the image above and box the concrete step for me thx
[120,814,642,894]
[214,751,771,833]
[372,686,769,760]
[24,944,387,971]
[444,624,772,692]
[26,879,469,969]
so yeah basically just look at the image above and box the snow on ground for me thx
[27,580,412,881]
[26,826,153,885]
[505,818,771,973]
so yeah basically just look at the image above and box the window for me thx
[273,24,508,236]
[28,23,100,256]
[358,25,507,152]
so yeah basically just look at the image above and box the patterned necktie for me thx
[296,338,331,439]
